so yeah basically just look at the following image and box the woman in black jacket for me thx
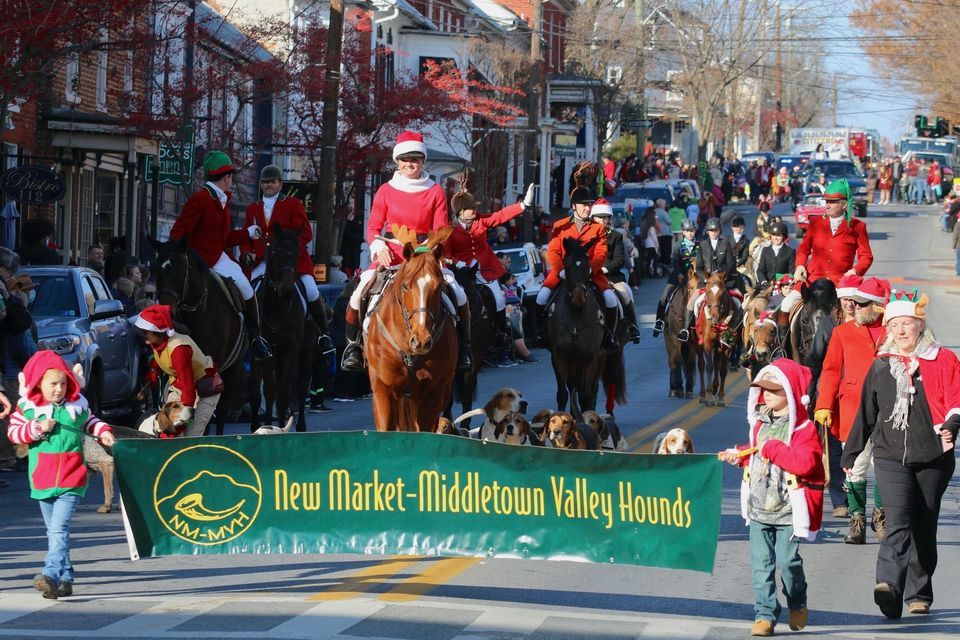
[842,293,959,619]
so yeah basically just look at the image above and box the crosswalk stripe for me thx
[378,557,481,602]
[307,555,417,602]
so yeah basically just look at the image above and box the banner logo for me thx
[152,445,262,546]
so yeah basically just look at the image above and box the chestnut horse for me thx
[695,272,742,407]
[365,226,457,431]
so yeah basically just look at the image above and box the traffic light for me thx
[916,114,928,132]
[937,117,950,137]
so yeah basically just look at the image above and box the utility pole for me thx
[754,0,767,151]
[774,1,782,151]
[316,0,345,265]
[522,0,543,241]
[635,0,644,159]
[183,0,197,124]
[831,73,838,125]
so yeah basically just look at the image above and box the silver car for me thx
[22,266,143,416]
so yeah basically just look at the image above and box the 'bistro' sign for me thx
[0,165,66,205]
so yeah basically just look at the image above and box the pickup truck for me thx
[22,266,143,416]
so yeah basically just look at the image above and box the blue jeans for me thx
[955,249,960,275]
[750,520,807,623]
[39,493,79,584]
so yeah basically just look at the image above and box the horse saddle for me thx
[210,271,244,315]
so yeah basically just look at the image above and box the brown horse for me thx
[695,272,742,407]
[664,261,698,399]
[365,225,457,432]
[151,237,246,436]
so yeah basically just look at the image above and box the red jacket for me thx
[170,185,248,267]
[244,194,314,275]
[814,320,886,441]
[446,204,524,281]
[795,214,872,284]
[367,179,449,266]
[543,217,609,291]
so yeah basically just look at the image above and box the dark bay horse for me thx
[695,272,742,407]
[150,237,246,435]
[250,225,315,432]
[448,263,493,425]
[664,262,698,399]
[547,237,605,419]
[365,225,457,432]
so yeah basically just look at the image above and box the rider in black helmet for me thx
[755,220,796,286]
[652,217,698,338]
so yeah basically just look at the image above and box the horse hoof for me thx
[97,505,112,514]
[685,392,695,399]
[699,397,707,405]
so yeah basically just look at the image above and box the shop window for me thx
[95,174,118,246]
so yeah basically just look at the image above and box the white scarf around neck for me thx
[388,171,435,193]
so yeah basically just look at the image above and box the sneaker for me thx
[844,513,866,544]
[57,581,73,597]
[750,620,774,636]
[33,574,57,600]
[872,508,886,542]
[788,607,808,631]
[518,353,538,363]
[832,505,849,518]
[907,601,930,615]
[874,582,902,619]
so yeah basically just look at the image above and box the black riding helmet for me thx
[680,218,696,231]
[569,185,595,205]
[769,221,788,237]
[704,217,722,232]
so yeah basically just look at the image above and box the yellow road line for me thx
[630,375,750,452]
[307,556,417,602]
[378,557,481,602]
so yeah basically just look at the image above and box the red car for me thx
[794,191,827,239]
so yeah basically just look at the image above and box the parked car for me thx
[801,159,868,217]
[607,182,677,227]
[794,189,827,239]
[776,155,807,173]
[740,151,777,167]
[901,151,955,182]
[22,266,143,416]
[493,242,545,341]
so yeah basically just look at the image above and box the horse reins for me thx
[376,253,449,369]
[161,253,208,314]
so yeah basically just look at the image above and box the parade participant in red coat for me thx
[169,151,271,360]
[446,184,535,342]
[243,164,329,341]
[814,277,890,544]
[342,131,470,371]
[794,179,873,285]
[132,305,222,438]
[535,187,618,351]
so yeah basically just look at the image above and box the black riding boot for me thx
[456,303,472,370]
[341,319,365,371]
[623,297,641,344]
[602,305,619,353]
[535,303,549,346]
[243,297,273,361]
[308,298,335,354]
[677,308,695,343]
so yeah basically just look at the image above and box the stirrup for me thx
[653,319,665,334]
[677,329,690,343]
[341,341,365,371]
[626,324,641,344]
[457,349,472,371]
[251,336,273,361]
[317,334,336,357]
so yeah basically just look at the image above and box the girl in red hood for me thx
[720,358,824,636]
[6,350,115,600]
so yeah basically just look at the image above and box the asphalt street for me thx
[1,199,959,639]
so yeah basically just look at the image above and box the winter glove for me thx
[793,265,807,282]
[814,408,832,429]
[247,224,263,240]
[522,183,536,210]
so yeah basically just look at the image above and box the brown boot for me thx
[788,607,808,631]
[872,508,886,542]
[844,513,866,544]
[750,620,774,636]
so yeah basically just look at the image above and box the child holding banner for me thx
[719,358,824,637]
[6,351,115,599]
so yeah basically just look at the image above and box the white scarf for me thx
[388,171,435,193]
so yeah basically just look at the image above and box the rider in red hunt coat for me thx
[446,185,535,343]
[243,164,329,342]
[341,130,470,372]
[535,187,619,351]
[169,151,271,360]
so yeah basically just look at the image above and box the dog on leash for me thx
[653,428,695,454]
[545,412,600,450]
[581,411,628,451]
[83,425,156,513]
[137,401,191,437]
[435,417,471,437]
[454,388,527,440]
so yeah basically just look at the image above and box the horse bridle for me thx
[159,253,208,314]
[376,257,449,368]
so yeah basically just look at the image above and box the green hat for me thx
[824,179,853,221]
[203,151,235,178]
[260,164,282,182]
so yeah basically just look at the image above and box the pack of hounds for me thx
[18,378,693,515]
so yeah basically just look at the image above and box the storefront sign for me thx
[0,165,65,204]
[281,181,318,218]
[154,125,195,185]
[114,432,722,572]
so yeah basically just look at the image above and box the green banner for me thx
[113,432,722,572]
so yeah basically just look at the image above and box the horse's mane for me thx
[159,240,211,276]
[804,278,838,315]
